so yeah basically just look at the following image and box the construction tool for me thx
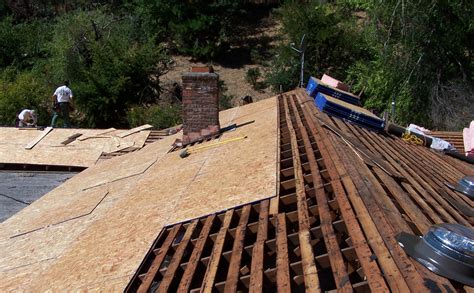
[180,136,247,158]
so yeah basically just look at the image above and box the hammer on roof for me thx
[180,136,248,158]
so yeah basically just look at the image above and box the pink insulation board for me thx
[321,74,350,92]
[463,120,474,157]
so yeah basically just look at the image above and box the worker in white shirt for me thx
[51,80,74,128]
[17,109,37,127]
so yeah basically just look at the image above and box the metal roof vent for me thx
[397,223,474,286]
[454,175,474,199]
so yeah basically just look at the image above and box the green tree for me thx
[0,68,51,126]
[132,0,245,60]
[127,104,181,129]
[266,1,367,91]
[47,9,171,127]
[347,0,474,128]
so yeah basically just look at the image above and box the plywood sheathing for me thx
[0,128,151,167]
[0,97,277,291]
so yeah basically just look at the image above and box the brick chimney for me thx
[182,67,220,144]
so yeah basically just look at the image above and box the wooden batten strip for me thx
[270,96,283,215]
[178,215,216,292]
[224,205,252,292]
[158,220,199,292]
[282,95,319,292]
[249,200,269,293]
[373,167,432,233]
[138,224,182,293]
[276,213,291,292]
[346,123,444,227]
[364,126,470,224]
[333,130,453,292]
[201,209,234,293]
[117,124,153,138]
[390,135,474,211]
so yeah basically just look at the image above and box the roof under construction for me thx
[0,89,472,292]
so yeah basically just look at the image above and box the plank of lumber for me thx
[178,215,216,292]
[201,209,234,293]
[158,220,199,292]
[276,213,291,293]
[77,128,116,141]
[138,224,181,293]
[224,205,251,292]
[282,95,319,292]
[249,200,269,293]
[117,124,153,138]
[341,123,434,233]
[61,133,82,145]
[346,124,445,226]
[289,95,352,292]
[25,127,53,149]
[374,167,433,233]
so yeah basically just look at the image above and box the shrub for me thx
[218,80,233,110]
[266,1,365,91]
[245,68,261,89]
[47,9,170,128]
[133,0,245,60]
[127,104,181,129]
[0,68,51,126]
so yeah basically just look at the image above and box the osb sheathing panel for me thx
[0,133,179,236]
[0,127,151,167]
[0,260,53,292]
[0,97,277,291]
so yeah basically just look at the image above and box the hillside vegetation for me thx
[0,1,472,130]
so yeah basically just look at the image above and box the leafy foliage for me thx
[46,9,171,128]
[266,1,367,91]
[127,103,181,129]
[245,68,261,89]
[132,0,245,60]
[0,68,51,126]
[218,80,233,110]
[347,0,474,128]
[267,0,473,129]
[0,17,51,69]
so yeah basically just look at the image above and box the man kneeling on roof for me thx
[16,109,37,127]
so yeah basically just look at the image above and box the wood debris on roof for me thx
[0,127,153,168]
